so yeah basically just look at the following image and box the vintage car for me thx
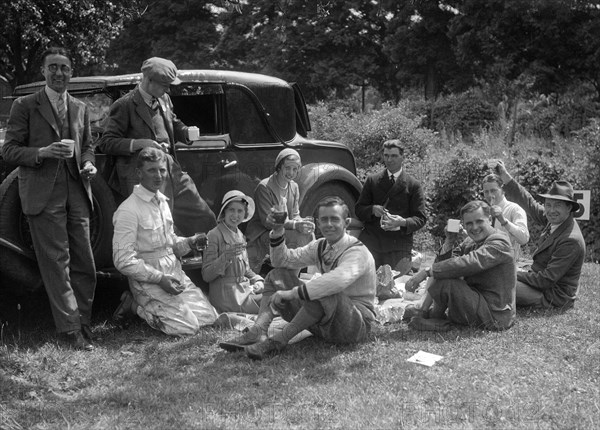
[0,70,363,295]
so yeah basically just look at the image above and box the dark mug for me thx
[272,211,287,224]
[193,233,208,251]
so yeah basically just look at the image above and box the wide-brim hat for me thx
[141,57,182,85]
[218,190,255,223]
[537,180,581,213]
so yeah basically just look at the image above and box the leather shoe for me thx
[245,338,285,360]
[81,324,97,342]
[60,330,94,351]
[113,291,135,325]
[219,327,265,352]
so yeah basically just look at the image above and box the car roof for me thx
[13,70,291,95]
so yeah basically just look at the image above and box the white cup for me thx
[187,126,200,141]
[447,218,461,233]
[61,139,75,158]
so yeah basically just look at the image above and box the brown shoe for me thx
[60,330,94,351]
[245,338,285,360]
[219,327,265,352]
[113,291,134,326]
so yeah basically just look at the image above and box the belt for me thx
[137,248,174,260]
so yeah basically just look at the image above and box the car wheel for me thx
[299,182,358,237]
[0,169,117,289]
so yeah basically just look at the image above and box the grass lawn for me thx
[1,262,599,430]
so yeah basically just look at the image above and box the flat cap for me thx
[141,57,181,85]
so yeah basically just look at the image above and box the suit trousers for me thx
[27,164,96,333]
[428,278,510,330]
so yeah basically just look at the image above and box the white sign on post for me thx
[573,190,591,221]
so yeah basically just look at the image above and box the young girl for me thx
[202,190,264,314]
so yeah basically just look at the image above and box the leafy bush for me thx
[517,95,600,139]
[572,120,600,261]
[426,149,488,240]
[309,100,439,172]
[412,89,499,139]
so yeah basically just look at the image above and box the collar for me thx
[132,184,168,203]
[45,86,66,104]
[550,218,568,234]
[138,85,158,108]
[325,233,352,251]
[387,168,402,180]
[494,196,509,209]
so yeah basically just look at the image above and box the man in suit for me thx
[355,139,426,274]
[2,47,97,350]
[493,160,585,309]
[405,200,516,331]
[98,57,216,236]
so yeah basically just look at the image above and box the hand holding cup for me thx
[190,232,208,251]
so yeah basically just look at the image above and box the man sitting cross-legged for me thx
[405,200,516,332]
[219,196,377,360]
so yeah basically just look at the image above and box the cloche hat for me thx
[218,190,255,222]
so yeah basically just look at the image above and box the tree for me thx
[0,0,143,87]
[380,0,466,100]
[214,0,386,102]
[449,0,600,98]
[105,0,220,73]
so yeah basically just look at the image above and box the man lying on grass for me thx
[219,196,377,360]
[405,200,516,332]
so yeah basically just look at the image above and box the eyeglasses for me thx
[46,64,72,74]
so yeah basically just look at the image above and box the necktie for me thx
[389,173,395,185]
[151,98,159,111]
[322,245,335,266]
[57,96,67,124]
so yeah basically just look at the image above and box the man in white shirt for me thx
[219,197,377,359]
[112,147,218,335]
[482,173,529,260]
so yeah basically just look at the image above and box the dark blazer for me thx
[433,231,516,327]
[2,89,94,215]
[355,169,426,253]
[98,87,187,196]
[504,179,585,307]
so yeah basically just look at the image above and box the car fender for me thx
[296,162,363,205]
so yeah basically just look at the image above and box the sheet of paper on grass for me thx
[407,350,443,367]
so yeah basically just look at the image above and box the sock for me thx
[272,301,323,345]
[254,296,276,334]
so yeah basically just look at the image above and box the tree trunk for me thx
[424,62,437,100]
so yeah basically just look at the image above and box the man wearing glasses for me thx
[3,47,98,350]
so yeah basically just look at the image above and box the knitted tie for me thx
[57,95,67,125]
